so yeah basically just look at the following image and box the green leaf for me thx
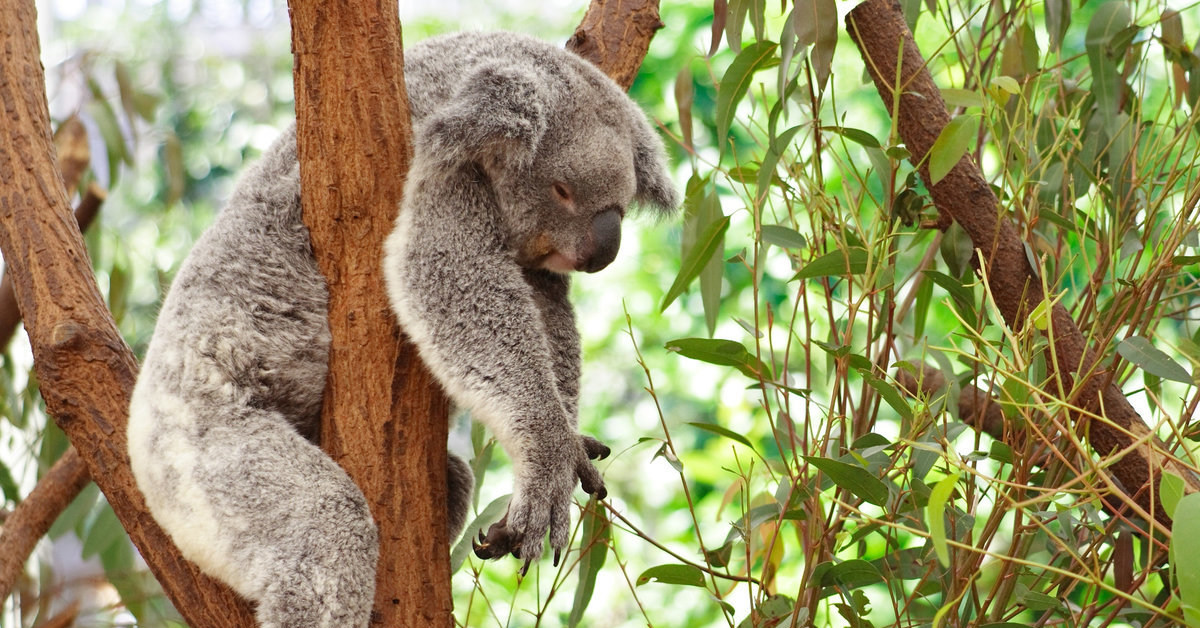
[928,114,978,186]
[1018,590,1062,611]
[822,125,881,148]
[810,0,838,89]
[1175,494,1200,618]
[862,373,913,421]
[716,41,778,149]
[815,559,884,589]
[666,338,770,379]
[1085,1,1131,125]
[661,214,729,312]
[688,421,755,450]
[927,472,959,567]
[761,225,807,249]
[755,125,802,207]
[0,460,18,504]
[82,502,126,559]
[804,456,890,506]
[991,76,1020,95]
[1162,471,1185,519]
[924,270,977,329]
[792,247,869,281]
[1044,0,1070,52]
[941,88,985,109]
[1117,336,1192,384]
[636,563,707,587]
[569,501,610,628]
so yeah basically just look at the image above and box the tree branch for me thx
[0,1,255,624]
[846,0,1199,530]
[566,0,666,90]
[0,447,88,599]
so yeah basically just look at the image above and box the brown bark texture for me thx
[0,448,88,599]
[0,117,103,599]
[0,1,257,624]
[846,0,1200,528]
[566,0,666,90]
[287,2,454,625]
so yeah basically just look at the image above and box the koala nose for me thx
[582,209,621,273]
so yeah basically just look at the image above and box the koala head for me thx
[416,48,679,274]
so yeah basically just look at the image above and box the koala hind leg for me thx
[447,453,475,541]
[129,401,378,628]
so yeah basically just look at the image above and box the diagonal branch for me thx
[846,0,1199,530]
[0,1,255,624]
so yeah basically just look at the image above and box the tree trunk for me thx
[287,1,454,625]
[0,0,256,624]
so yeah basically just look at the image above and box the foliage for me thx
[3,0,1200,627]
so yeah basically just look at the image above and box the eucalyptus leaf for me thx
[1117,336,1192,384]
[928,114,978,185]
[792,247,869,281]
[716,41,779,149]
[804,456,890,506]
[636,563,707,587]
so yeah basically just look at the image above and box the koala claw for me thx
[582,435,611,460]
[472,514,520,561]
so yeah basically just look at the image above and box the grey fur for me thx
[128,31,677,627]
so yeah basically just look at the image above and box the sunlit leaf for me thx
[1174,494,1200,617]
[674,66,694,151]
[636,564,707,587]
[666,337,770,379]
[927,472,959,566]
[1161,471,1185,519]
[569,501,610,627]
[791,247,869,281]
[716,41,778,149]
[662,209,728,312]
[928,114,978,186]
[761,225,806,249]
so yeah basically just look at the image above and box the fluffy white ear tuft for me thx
[416,63,547,171]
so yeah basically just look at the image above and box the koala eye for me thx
[551,182,573,205]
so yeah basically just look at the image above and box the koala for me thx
[127,31,678,628]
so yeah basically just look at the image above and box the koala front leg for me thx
[523,268,611,462]
[384,168,606,571]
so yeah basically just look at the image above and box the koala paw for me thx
[472,433,609,575]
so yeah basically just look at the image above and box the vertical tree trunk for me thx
[0,1,256,624]
[287,2,453,626]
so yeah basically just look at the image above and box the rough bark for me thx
[847,0,1199,529]
[0,1,256,624]
[0,448,88,599]
[566,0,666,90]
[286,2,453,625]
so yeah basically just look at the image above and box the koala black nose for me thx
[583,209,622,273]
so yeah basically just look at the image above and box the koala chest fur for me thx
[127,31,677,628]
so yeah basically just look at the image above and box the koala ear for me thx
[418,63,547,170]
[628,114,680,216]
